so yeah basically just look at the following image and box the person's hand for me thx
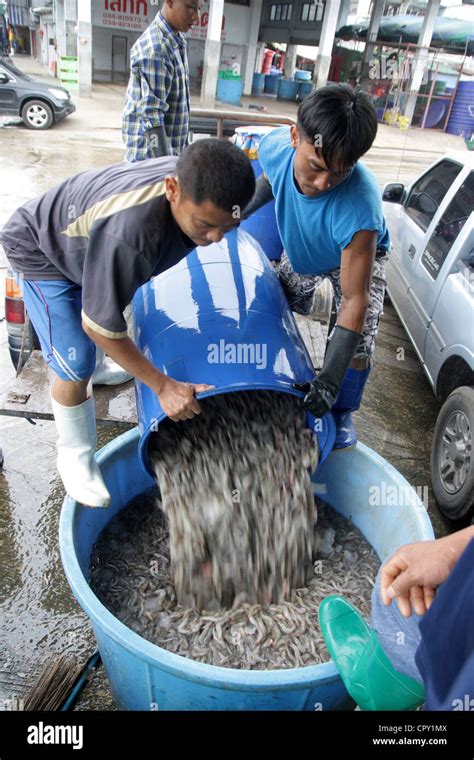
[293,326,363,418]
[380,535,464,618]
[155,377,214,422]
[293,378,336,418]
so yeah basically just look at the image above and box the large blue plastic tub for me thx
[264,74,279,94]
[298,81,313,100]
[294,69,311,81]
[277,78,298,101]
[216,77,243,105]
[447,80,474,138]
[251,72,265,95]
[59,430,434,711]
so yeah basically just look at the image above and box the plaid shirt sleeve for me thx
[131,48,172,132]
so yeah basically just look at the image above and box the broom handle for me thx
[60,651,102,712]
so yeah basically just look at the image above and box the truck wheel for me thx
[21,100,54,130]
[431,386,474,521]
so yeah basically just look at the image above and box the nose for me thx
[206,228,224,243]
[190,8,200,24]
[313,173,332,192]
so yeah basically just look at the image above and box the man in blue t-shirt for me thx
[244,84,390,449]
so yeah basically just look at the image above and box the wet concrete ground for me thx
[0,65,464,710]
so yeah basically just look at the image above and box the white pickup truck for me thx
[383,151,474,522]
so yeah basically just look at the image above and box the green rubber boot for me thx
[319,595,425,711]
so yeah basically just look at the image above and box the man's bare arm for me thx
[82,322,213,421]
[338,229,376,332]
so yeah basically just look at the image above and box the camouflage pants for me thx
[278,250,389,362]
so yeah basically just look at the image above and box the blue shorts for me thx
[21,279,96,381]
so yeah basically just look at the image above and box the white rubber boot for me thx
[51,391,111,508]
[91,348,132,386]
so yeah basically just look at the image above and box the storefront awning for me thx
[7,1,30,27]
[338,14,474,53]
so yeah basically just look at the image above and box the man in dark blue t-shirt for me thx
[244,84,390,450]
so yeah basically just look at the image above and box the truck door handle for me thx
[408,244,416,259]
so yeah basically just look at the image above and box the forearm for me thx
[442,525,474,565]
[337,294,369,334]
[83,325,165,393]
[382,525,474,605]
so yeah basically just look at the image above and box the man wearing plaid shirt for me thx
[123,0,201,162]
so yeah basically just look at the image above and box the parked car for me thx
[383,151,474,522]
[0,55,75,129]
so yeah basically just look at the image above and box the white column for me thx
[55,0,66,60]
[312,0,341,89]
[200,0,225,107]
[64,0,77,57]
[403,0,441,124]
[283,43,298,79]
[77,0,92,97]
[243,0,263,95]
[337,0,351,30]
[360,0,385,82]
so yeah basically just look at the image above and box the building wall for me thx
[187,39,249,91]
[90,0,252,85]
[92,25,142,81]
[259,0,325,44]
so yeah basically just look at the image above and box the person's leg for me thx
[370,565,423,683]
[91,346,133,386]
[327,252,388,448]
[21,279,110,507]
[319,582,425,710]
[277,250,326,316]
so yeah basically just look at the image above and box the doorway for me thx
[111,35,127,84]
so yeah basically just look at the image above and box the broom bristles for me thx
[15,654,83,711]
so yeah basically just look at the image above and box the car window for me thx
[421,171,474,280]
[0,65,16,82]
[0,60,31,80]
[405,159,463,232]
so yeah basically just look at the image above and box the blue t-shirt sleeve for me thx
[334,168,387,251]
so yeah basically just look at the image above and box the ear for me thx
[165,175,179,203]
[290,124,299,149]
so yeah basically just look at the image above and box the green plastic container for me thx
[59,56,78,92]
[218,70,241,80]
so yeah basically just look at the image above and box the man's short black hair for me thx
[297,83,378,171]
[176,138,256,214]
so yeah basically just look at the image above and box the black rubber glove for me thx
[241,173,274,220]
[145,125,171,158]
[293,325,362,417]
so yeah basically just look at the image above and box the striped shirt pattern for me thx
[122,12,190,162]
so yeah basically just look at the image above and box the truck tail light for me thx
[5,275,22,299]
[5,297,25,324]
